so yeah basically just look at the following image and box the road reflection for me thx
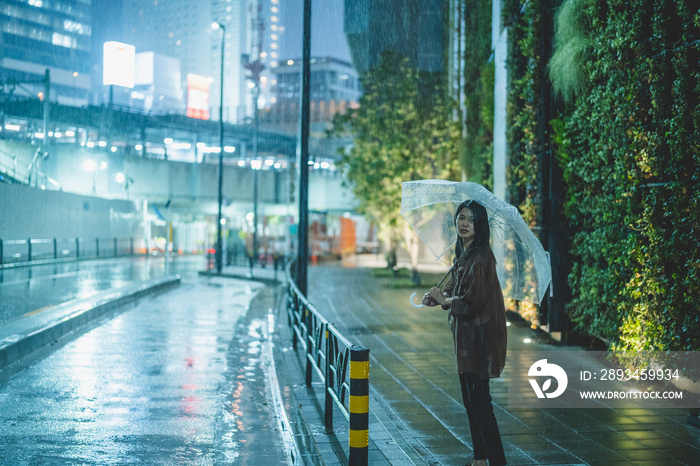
[0,255,207,324]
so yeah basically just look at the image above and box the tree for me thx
[331,52,461,281]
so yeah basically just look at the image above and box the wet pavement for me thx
[0,255,204,323]
[1,258,698,465]
[278,264,700,465]
[0,273,293,465]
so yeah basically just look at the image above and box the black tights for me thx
[459,372,506,465]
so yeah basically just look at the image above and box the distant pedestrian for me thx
[422,199,508,466]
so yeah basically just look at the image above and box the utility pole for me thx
[212,22,226,273]
[297,0,311,295]
[43,69,50,140]
[245,2,265,269]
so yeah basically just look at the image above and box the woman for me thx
[422,200,507,466]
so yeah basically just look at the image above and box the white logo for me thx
[528,359,568,399]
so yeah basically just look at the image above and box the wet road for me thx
[0,255,206,324]
[305,265,700,465]
[0,273,291,465]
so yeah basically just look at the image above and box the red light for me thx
[207,248,216,254]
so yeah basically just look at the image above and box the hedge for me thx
[506,0,700,350]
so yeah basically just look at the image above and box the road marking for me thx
[22,305,56,317]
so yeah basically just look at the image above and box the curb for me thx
[270,286,328,466]
[198,269,282,286]
[0,275,181,374]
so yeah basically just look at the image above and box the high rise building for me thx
[118,0,219,116]
[0,0,296,125]
[209,0,249,123]
[265,56,360,174]
[1,0,93,107]
[267,56,360,132]
[116,0,285,124]
[116,0,257,123]
[243,0,287,119]
[343,0,444,75]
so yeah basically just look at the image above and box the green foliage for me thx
[460,0,495,188]
[506,0,700,351]
[547,0,592,103]
[372,267,446,289]
[480,62,496,132]
[372,267,410,278]
[331,52,461,248]
[504,0,546,229]
[556,0,700,350]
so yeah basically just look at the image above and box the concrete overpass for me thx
[0,99,358,256]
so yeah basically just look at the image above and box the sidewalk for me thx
[341,253,451,274]
[274,265,700,465]
[272,291,419,465]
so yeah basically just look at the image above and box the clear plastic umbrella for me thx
[401,179,552,305]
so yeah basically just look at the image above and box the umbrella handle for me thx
[409,292,425,308]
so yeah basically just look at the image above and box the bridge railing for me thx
[0,237,136,265]
[285,258,370,466]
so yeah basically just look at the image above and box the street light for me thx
[212,22,225,273]
[116,172,134,200]
[251,157,261,272]
[83,158,97,195]
[244,42,265,270]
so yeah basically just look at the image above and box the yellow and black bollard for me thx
[349,346,369,466]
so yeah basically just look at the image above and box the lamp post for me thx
[115,172,134,200]
[83,159,97,195]
[245,38,264,270]
[250,158,262,275]
[253,79,260,269]
[212,22,225,273]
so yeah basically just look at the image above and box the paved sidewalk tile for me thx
[285,265,700,466]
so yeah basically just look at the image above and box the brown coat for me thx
[443,246,507,378]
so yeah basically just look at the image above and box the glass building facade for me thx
[1,0,93,106]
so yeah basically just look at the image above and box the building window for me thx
[52,32,76,48]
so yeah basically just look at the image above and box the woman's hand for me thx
[427,287,447,306]
[422,291,439,307]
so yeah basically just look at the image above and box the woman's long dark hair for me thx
[454,200,490,260]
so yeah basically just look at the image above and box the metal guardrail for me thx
[285,258,370,466]
[0,148,61,191]
[0,237,136,266]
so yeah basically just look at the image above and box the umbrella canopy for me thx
[401,179,551,304]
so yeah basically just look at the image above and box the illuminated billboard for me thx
[187,74,211,120]
[103,41,135,88]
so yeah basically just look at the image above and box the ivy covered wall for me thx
[459,0,495,189]
[504,0,700,350]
